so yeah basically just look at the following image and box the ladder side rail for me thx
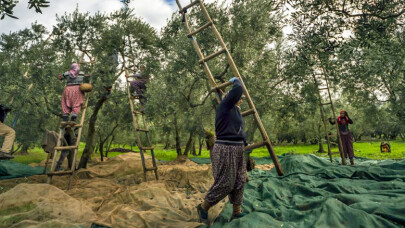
[322,67,346,165]
[181,11,223,102]
[312,74,333,162]
[126,72,148,180]
[199,0,284,175]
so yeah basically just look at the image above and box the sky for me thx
[0,0,222,34]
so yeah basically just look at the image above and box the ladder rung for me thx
[318,87,329,90]
[136,128,149,132]
[199,48,227,64]
[188,22,212,37]
[54,145,78,150]
[60,122,82,128]
[241,109,255,117]
[210,81,233,92]
[145,167,158,171]
[331,152,340,155]
[47,170,73,176]
[140,147,154,150]
[321,102,332,106]
[133,111,143,115]
[178,0,200,13]
[244,141,268,151]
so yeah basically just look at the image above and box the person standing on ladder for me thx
[59,63,89,122]
[126,65,149,107]
[0,104,15,159]
[329,110,354,165]
[197,77,248,224]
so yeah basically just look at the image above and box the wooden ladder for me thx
[125,71,158,181]
[312,68,346,165]
[176,0,283,176]
[46,89,90,189]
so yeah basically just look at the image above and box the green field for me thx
[12,140,405,165]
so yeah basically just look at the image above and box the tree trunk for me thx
[198,136,203,156]
[164,133,171,149]
[191,138,196,156]
[183,131,194,156]
[105,135,115,158]
[174,115,181,156]
[78,94,108,169]
[99,139,104,162]
[18,145,29,155]
[317,120,325,153]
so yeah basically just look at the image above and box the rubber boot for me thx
[350,158,354,165]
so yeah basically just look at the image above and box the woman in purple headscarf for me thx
[59,63,86,122]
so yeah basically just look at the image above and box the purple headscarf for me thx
[68,63,80,78]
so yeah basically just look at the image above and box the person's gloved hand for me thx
[229,77,239,83]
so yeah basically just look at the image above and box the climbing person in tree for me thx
[59,63,89,122]
[0,104,15,159]
[197,77,248,225]
[126,65,149,106]
[329,110,354,165]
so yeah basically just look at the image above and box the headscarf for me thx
[68,63,80,78]
[337,110,348,125]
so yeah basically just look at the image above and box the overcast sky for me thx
[0,0,223,34]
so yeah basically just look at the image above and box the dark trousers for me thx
[340,131,354,160]
[130,81,147,105]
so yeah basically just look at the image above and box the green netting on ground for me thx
[211,154,405,228]
[190,156,274,165]
[0,160,44,180]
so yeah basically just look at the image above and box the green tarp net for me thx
[209,154,405,227]
[0,160,44,180]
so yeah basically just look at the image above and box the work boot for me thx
[350,159,354,165]
[231,212,247,221]
[196,203,209,225]
[0,151,14,159]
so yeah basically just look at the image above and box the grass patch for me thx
[11,140,405,165]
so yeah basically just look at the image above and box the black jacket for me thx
[215,79,247,145]
[0,105,11,123]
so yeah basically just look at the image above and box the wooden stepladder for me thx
[176,0,284,175]
[46,87,90,189]
[312,67,346,165]
[125,70,158,181]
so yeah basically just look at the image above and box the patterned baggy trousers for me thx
[204,143,246,206]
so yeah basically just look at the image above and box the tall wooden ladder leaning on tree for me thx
[46,63,93,189]
[175,0,284,176]
[125,70,158,181]
[312,69,346,165]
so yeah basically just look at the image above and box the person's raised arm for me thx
[221,77,243,109]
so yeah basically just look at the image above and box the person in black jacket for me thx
[197,77,247,224]
[0,105,15,159]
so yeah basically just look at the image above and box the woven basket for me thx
[80,83,93,92]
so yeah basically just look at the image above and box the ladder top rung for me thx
[136,128,149,132]
[145,167,158,171]
[241,109,255,117]
[199,48,227,64]
[188,21,213,37]
[178,0,200,13]
[47,170,73,176]
[318,87,329,90]
[54,145,78,150]
[210,81,233,93]
[244,141,268,151]
[321,102,332,106]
